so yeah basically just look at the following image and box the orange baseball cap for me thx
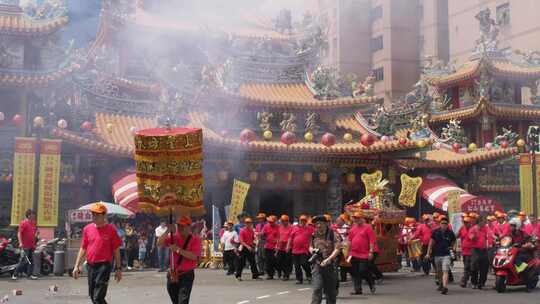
[463,216,472,223]
[469,212,479,219]
[339,213,350,222]
[433,212,440,218]
[518,211,526,217]
[496,212,506,218]
[352,211,364,218]
[176,216,192,226]
[90,202,107,214]
[280,215,290,222]
[244,217,253,223]
[299,215,308,221]
[421,214,430,221]
[487,215,496,221]
[267,215,277,223]
[256,213,266,219]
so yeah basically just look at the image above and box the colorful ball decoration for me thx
[0,112,4,122]
[81,121,93,132]
[343,133,353,142]
[240,129,256,144]
[416,140,427,148]
[33,116,44,128]
[360,133,376,147]
[517,139,526,148]
[500,140,509,149]
[452,143,461,152]
[485,142,493,150]
[321,132,336,147]
[380,135,390,142]
[467,143,477,153]
[57,119,68,129]
[398,137,408,145]
[281,131,296,145]
[304,132,314,143]
[263,130,273,141]
[106,123,114,134]
[12,114,23,127]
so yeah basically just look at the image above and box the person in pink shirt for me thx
[494,213,511,238]
[235,218,261,281]
[522,215,536,235]
[254,213,267,275]
[347,211,376,295]
[458,216,473,288]
[469,216,490,289]
[13,209,39,280]
[412,214,433,275]
[261,215,280,280]
[276,215,293,280]
[288,215,313,284]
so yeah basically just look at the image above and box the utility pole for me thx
[527,126,540,218]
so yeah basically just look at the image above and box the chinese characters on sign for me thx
[10,138,37,226]
[399,174,422,207]
[228,179,250,223]
[68,209,93,223]
[37,139,62,227]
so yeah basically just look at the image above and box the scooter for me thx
[35,238,63,276]
[0,238,22,276]
[492,236,540,293]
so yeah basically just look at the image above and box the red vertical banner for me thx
[11,137,37,226]
[37,139,62,227]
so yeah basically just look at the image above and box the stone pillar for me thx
[326,168,343,218]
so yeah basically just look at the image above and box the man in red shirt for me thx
[12,209,39,280]
[276,215,293,280]
[347,211,376,295]
[494,213,511,238]
[262,215,280,280]
[254,213,266,275]
[458,216,473,288]
[157,216,201,304]
[412,214,433,275]
[235,218,260,281]
[288,215,313,284]
[469,216,490,289]
[73,203,122,304]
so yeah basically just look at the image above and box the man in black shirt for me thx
[426,216,456,295]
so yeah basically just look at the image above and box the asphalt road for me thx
[0,266,538,304]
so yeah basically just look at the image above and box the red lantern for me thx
[12,114,23,127]
[239,129,256,143]
[452,143,462,152]
[321,132,336,147]
[398,137,408,145]
[500,140,509,149]
[81,121,93,132]
[360,133,376,146]
[280,131,296,145]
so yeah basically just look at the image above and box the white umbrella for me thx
[78,202,135,218]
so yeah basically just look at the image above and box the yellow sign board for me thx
[446,190,461,213]
[11,138,37,226]
[37,139,62,227]
[361,170,382,196]
[399,174,422,207]
[228,179,250,222]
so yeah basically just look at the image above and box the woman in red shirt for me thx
[347,211,376,295]
[157,216,202,304]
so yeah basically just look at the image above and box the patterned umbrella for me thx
[78,202,134,218]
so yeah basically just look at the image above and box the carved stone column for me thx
[326,168,343,218]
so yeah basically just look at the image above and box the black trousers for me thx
[255,243,265,275]
[292,253,311,282]
[223,250,237,274]
[311,264,338,304]
[167,270,195,304]
[368,253,383,280]
[127,247,138,268]
[351,258,374,293]
[471,248,489,287]
[461,255,472,285]
[264,249,278,278]
[15,248,34,276]
[276,251,292,278]
[421,245,431,275]
[87,262,112,304]
[236,249,259,279]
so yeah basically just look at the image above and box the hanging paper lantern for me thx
[12,114,23,127]
[266,171,275,182]
[416,140,427,148]
[517,139,526,148]
[360,133,376,146]
[500,140,509,149]
[319,172,328,184]
[343,133,353,142]
[346,173,356,184]
[304,132,314,142]
[467,143,477,152]
[57,119,68,129]
[263,130,273,141]
[303,172,313,183]
[0,112,4,122]
[240,129,256,143]
[321,132,336,147]
[398,137,408,145]
[106,123,114,134]
[452,143,461,152]
[81,121,93,132]
[33,116,44,128]
[380,135,390,142]
[485,142,493,150]
[281,131,296,145]
[249,171,258,183]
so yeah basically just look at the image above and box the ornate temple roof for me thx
[0,61,80,87]
[0,1,68,36]
[395,147,517,169]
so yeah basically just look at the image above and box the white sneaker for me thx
[29,275,38,280]
[127,266,132,271]
[11,274,17,280]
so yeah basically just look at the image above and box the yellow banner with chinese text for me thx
[11,138,37,226]
[361,170,382,196]
[399,174,422,207]
[519,154,533,215]
[228,179,250,222]
[37,139,61,227]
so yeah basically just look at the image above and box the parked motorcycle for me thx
[0,238,22,276]
[35,238,65,276]
[492,236,540,293]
